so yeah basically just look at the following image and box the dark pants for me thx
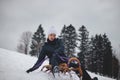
[50,53,68,71]
[50,55,61,67]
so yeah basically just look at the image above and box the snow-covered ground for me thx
[0,48,116,80]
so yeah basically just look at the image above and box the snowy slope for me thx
[0,48,116,80]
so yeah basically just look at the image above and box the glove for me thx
[26,68,32,73]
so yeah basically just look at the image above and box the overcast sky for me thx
[0,0,120,57]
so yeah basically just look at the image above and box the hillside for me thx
[0,48,116,80]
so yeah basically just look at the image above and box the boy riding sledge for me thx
[26,26,98,80]
[26,27,67,74]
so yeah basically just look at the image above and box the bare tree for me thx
[17,43,25,53]
[17,31,32,55]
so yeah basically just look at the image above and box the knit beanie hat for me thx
[48,26,57,35]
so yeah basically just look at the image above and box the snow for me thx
[0,48,116,80]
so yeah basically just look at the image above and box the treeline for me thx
[17,24,119,79]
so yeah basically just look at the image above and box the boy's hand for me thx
[26,68,32,73]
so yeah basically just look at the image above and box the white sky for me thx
[0,0,120,56]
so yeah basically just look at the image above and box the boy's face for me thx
[48,33,56,41]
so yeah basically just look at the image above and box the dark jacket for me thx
[27,38,66,72]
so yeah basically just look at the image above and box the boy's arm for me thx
[26,46,46,73]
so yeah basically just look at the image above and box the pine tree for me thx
[89,34,113,76]
[112,55,119,78]
[29,24,46,57]
[87,36,96,72]
[89,34,104,74]
[77,25,89,68]
[96,34,104,74]
[102,33,113,77]
[59,25,67,43]
[59,24,77,57]
[93,34,105,74]
[90,35,98,73]
[59,25,67,53]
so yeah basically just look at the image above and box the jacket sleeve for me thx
[28,45,46,72]
[54,39,65,54]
